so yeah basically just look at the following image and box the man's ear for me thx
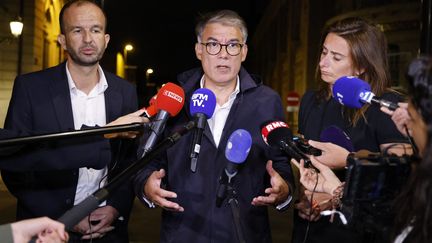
[241,44,248,62]
[195,42,203,61]
[57,34,67,50]
[104,34,110,49]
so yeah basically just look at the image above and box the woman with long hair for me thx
[293,17,410,243]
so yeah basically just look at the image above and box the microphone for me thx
[332,76,399,110]
[320,125,354,152]
[140,95,158,118]
[216,129,252,207]
[139,82,185,158]
[261,121,319,172]
[189,88,216,172]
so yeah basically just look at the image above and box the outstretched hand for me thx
[104,109,150,139]
[251,160,289,206]
[144,169,184,212]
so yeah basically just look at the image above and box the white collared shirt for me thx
[66,63,109,206]
[201,76,240,147]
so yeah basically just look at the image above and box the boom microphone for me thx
[189,88,216,172]
[216,129,252,207]
[332,76,399,110]
[139,82,185,158]
[261,121,319,172]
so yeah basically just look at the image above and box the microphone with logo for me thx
[139,82,185,158]
[261,120,320,172]
[216,129,252,207]
[332,76,419,154]
[332,76,399,110]
[189,88,216,172]
[140,94,158,118]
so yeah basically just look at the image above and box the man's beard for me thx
[67,47,103,67]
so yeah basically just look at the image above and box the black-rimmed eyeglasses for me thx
[200,42,244,56]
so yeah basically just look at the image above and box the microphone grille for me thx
[260,121,289,145]
[332,76,371,108]
[190,88,217,118]
[225,129,252,164]
[157,82,185,116]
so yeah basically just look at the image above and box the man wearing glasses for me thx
[135,9,294,242]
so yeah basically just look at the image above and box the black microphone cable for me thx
[302,170,319,243]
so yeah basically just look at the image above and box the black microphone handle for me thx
[57,190,108,230]
[140,110,170,158]
[279,140,320,173]
[0,123,149,147]
[190,113,207,172]
[216,163,239,207]
[371,96,399,111]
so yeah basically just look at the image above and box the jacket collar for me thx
[49,62,120,131]
[177,66,261,96]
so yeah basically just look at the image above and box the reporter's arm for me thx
[291,156,341,195]
[9,217,68,243]
[308,140,350,169]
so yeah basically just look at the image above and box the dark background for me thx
[103,0,270,84]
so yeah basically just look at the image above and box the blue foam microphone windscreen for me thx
[332,76,373,108]
[190,88,217,119]
[225,129,252,164]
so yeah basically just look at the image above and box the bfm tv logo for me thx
[191,93,209,107]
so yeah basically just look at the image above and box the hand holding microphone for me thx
[261,120,320,173]
[140,94,158,118]
[332,76,399,110]
[307,125,354,169]
[380,102,411,136]
[291,156,341,195]
[307,140,350,169]
[333,76,418,154]
[104,109,150,139]
[139,82,185,158]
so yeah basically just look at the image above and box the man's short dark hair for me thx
[59,0,107,34]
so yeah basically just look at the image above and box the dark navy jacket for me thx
[135,67,294,243]
[1,62,138,242]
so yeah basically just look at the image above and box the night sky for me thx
[103,0,270,84]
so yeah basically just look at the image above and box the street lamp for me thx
[123,44,133,64]
[0,16,24,43]
[145,68,155,87]
[10,16,24,37]
[146,68,154,80]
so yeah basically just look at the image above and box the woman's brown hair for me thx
[316,17,391,126]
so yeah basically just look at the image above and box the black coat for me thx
[135,67,294,243]
[1,62,138,242]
